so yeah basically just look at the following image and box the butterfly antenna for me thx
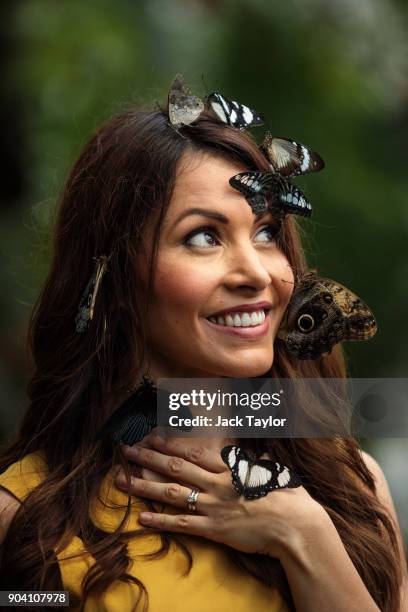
[200,73,210,97]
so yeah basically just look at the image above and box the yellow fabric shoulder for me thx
[0,453,288,612]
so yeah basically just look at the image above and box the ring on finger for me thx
[186,488,200,511]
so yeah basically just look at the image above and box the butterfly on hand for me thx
[221,445,301,500]
[278,272,377,360]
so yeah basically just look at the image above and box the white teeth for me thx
[251,311,259,325]
[208,309,267,328]
[225,314,234,326]
[233,313,242,327]
[241,313,251,327]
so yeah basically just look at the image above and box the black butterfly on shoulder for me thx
[94,376,193,446]
[94,376,158,446]
[221,445,301,500]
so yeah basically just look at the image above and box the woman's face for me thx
[145,152,294,378]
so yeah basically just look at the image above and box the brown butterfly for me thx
[262,133,325,178]
[167,74,204,128]
[278,272,377,360]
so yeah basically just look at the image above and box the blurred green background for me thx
[0,0,407,541]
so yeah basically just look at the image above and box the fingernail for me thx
[131,446,140,456]
[139,512,152,522]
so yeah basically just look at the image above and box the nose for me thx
[223,242,272,293]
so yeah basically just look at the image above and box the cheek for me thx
[271,254,295,309]
[152,262,212,316]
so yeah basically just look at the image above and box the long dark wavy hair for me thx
[0,109,403,611]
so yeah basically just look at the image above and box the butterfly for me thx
[221,445,301,500]
[207,92,264,130]
[75,255,110,333]
[167,74,205,128]
[94,376,158,445]
[94,377,193,445]
[261,133,325,178]
[229,171,312,217]
[278,272,377,360]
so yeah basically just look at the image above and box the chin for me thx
[209,351,274,378]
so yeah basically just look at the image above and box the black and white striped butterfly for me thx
[167,74,205,128]
[262,133,325,178]
[229,171,312,217]
[207,92,264,130]
[221,445,301,500]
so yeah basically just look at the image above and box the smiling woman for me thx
[0,106,406,612]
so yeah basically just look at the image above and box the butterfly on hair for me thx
[278,271,377,360]
[167,74,264,130]
[206,92,264,130]
[167,74,205,129]
[229,171,312,218]
[261,133,325,179]
[229,131,325,217]
[221,445,301,500]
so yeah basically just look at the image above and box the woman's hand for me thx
[114,431,328,559]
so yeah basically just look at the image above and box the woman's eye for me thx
[254,224,281,243]
[184,226,219,248]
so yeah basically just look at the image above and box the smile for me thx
[207,309,266,328]
[204,309,271,339]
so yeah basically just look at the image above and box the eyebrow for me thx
[173,206,272,227]
[174,207,229,225]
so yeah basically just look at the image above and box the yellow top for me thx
[0,453,288,612]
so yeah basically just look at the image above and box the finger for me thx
[137,510,215,538]
[143,431,227,473]
[123,445,215,491]
[115,474,213,513]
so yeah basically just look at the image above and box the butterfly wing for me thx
[229,172,276,214]
[221,445,251,496]
[262,134,325,178]
[243,460,301,499]
[208,93,264,130]
[280,274,377,359]
[274,182,312,217]
[229,171,312,218]
[167,74,204,127]
[94,379,157,445]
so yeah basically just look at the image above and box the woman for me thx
[0,105,406,611]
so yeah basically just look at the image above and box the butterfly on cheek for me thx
[277,272,377,360]
[221,445,301,500]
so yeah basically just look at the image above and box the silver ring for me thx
[186,489,199,511]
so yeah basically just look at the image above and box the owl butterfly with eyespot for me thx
[167,74,205,128]
[261,133,325,178]
[278,272,377,360]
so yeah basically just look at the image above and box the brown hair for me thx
[0,109,403,611]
